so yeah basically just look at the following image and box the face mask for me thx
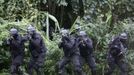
[12,34,18,39]
[120,39,126,43]
[28,30,34,35]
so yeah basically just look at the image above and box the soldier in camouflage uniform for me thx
[27,25,47,75]
[77,31,97,75]
[5,28,26,75]
[57,29,85,75]
[105,33,128,75]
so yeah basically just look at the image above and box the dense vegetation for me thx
[0,0,134,75]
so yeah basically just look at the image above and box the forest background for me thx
[0,0,134,75]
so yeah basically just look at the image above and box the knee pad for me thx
[11,65,17,74]
[58,70,65,75]
[74,65,82,73]
[57,61,64,70]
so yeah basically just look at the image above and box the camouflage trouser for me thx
[11,55,23,75]
[57,54,85,75]
[27,53,45,75]
[80,54,97,75]
[105,55,127,75]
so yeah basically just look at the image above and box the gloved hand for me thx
[26,34,32,40]
[79,40,86,47]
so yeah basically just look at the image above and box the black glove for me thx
[26,34,32,40]
[110,48,123,59]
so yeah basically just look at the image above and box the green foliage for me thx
[0,0,134,75]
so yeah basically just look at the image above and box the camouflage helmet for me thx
[10,28,18,35]
[79,31,86,36]
[27,25,36,34]
[60,29,69,36]
[75,24,81,30]
[119,33,127,40]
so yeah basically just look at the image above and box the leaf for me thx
[0,0,4,3]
